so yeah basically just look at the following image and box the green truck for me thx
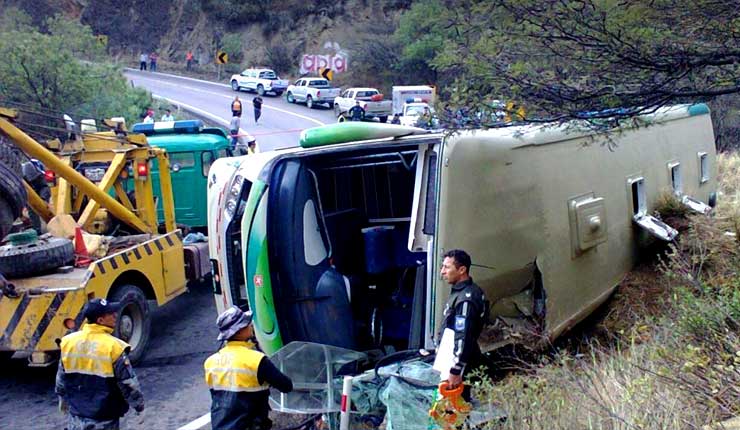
[132,120,232,231]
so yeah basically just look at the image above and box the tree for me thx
[0,12,152,137]
[405,0,740,125]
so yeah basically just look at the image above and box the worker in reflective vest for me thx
[205,307,293,430]
[56,298,145,430]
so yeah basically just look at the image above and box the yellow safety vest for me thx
[60,323,129,378]
[204,341,269,392]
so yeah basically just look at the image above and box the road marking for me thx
[131,74,325,126]
[177,412,211,430]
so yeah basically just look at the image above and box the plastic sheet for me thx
[268,342,366,414]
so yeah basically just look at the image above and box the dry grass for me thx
[473,152,740,430]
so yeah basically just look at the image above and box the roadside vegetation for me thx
[0,9,158,137]
[474,153,740,429]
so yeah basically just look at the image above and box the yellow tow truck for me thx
[0,108,210,365]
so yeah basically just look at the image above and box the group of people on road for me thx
[229,96,262,155]
[138,52,158,72]
[56,249,489,429]
[139,50,199,73]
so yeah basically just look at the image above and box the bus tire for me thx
[0,236,74,278]
[110,284,151,364]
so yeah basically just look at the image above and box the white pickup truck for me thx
[285,77,341,109]
[333,87,393,122]
[230,68,289,96]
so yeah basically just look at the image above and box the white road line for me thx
[177,412,211,430]
[131,73,325,126]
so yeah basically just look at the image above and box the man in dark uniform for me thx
[348,101,365,121]
[438,249,489,399]
[205,307,293,430]
[56,298,145,430]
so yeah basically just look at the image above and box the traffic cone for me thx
[74,226,92,267]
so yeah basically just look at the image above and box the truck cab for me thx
[132,120,232,231]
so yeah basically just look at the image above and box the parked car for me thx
[286,77,341,109]
[333,87,393,122]
[230,68,289,96]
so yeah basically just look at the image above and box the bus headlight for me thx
[224,174,244,218]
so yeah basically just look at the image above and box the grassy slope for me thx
[475,153,740,429]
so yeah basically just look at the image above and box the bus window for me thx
[202,151,215,177]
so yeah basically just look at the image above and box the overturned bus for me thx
[207,104,717,357]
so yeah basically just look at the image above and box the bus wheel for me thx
[110,284,151,364]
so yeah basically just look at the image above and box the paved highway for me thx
[125,70,337,152]
[0,71,337,430]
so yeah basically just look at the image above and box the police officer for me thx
[438,249,489,398]
[348,101,365,121]
[205,307,293,430]
[56,298,145,430]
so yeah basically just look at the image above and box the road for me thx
[125,70,337,151]
[0,71,338,430]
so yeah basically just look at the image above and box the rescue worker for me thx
[348,101,365,121]
[56,298,145,430]
[438,249,489,400]
[231,96,243,117]
[205,307,293,430]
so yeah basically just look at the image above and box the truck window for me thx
[260,70,277,79]
[216,149,229,159]
[310,80,328,87]
[202,151,214,177]
[170,152,195,170]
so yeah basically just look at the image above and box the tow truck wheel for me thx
[110,284,151,364]
[257,84,265,96]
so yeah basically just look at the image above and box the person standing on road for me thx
[205,307,293,430]
[252,96,263,125]
[139,52,148,71]
[348,101,365,121]
[231,96,242,117]
[437,249,489,401]
[161,109,175,122]
[229,114,241,151]
[56,298,145,430]
[186,50,194,71]
[149,51,158,72]
[143,108,155,124]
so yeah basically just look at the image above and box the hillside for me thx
[2,0,411,82]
